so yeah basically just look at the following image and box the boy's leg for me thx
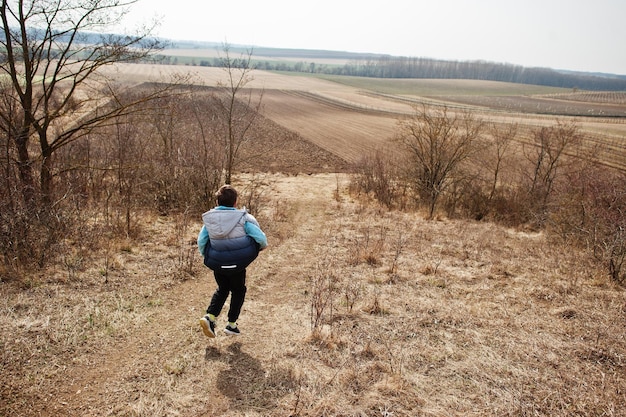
[226,269,247,323]
[207,271,231,317]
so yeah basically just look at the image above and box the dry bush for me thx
[395,105,485,219]
[236,175,269,214]
[347,224,388,267]
[353,116,600,253]
[443,174,490,220]
[309,253,340,332]
[0,84,286,275]
[0,151,110,276]
[0,203,68,271]
[0,132,70,271]
[137,90,225,216]
[350,149,408,209]
[517,121,583,226]
[549,163,626,285]
[342,278,363,313]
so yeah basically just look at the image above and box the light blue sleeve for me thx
[244,221,268,250]
[197,225,209,256]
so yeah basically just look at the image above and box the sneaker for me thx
[224,324,241,336]
[200,316,216,338]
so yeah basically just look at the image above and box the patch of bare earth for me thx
[2,172,625,416]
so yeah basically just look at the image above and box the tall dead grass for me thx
[351,121,626,287]
[1,174,625,416]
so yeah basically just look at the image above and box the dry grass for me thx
[1,173,625,416]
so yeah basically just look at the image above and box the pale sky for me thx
[121,0,626,75]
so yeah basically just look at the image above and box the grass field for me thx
[312,75,570,96]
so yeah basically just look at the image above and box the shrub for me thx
[549,164,626,285]
[350,150,405,209]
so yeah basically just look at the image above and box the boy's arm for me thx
[197,225,209,256]
[244,221,268,250]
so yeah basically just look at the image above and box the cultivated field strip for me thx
[511,125,626,171]
[584,133,626,170]
[444,95,626,117]
[261,89,399,163]
[261,89,626,169]
[102,64,626,170]
[286,90,410,116]
[542,91,626,104]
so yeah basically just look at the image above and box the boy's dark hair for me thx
[216,185,238,207]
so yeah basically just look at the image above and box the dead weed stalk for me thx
[348,224,388,266]
[309,253,340,333]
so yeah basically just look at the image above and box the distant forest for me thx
[332,57,626,91]
[37,33,626,91]
[161,41,626,91]
[172,54,626,91]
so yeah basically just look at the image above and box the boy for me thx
[197,185,267,337]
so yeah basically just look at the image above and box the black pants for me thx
[206,269,247,323]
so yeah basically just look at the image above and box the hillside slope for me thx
[1,173,625,416]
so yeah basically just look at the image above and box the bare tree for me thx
[0,0,170,206]
[0,79,22,210]
[212,43,263,184]
[189,88,227,201]
[395,104,484,219]
[522,120,582,221]
[485,122,517,203]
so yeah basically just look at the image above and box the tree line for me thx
[338,57,626,91]
[175,55,626,91]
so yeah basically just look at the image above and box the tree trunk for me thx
[14,129,36,207]
[40,149,54,206]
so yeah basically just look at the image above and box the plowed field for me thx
[102,64,626,169]
[260,90,400,163]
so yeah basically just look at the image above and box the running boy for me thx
[198,185,267,337]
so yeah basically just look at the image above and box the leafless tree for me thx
[522,120,582,222]
[485,122,517,203]
[0,0,173,207]
[0,79,22,210]
[395,104,484,219]
[188,88,227,200]
[212,43,263,184]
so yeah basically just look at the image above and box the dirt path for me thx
[53,173,344,416]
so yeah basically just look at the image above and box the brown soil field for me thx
[2,63,625,416]
[100,64,626,168]
[443,95,626,117]
[259,90,400,163]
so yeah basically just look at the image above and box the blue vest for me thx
[202,209,260,274]
[203,235,259,274]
